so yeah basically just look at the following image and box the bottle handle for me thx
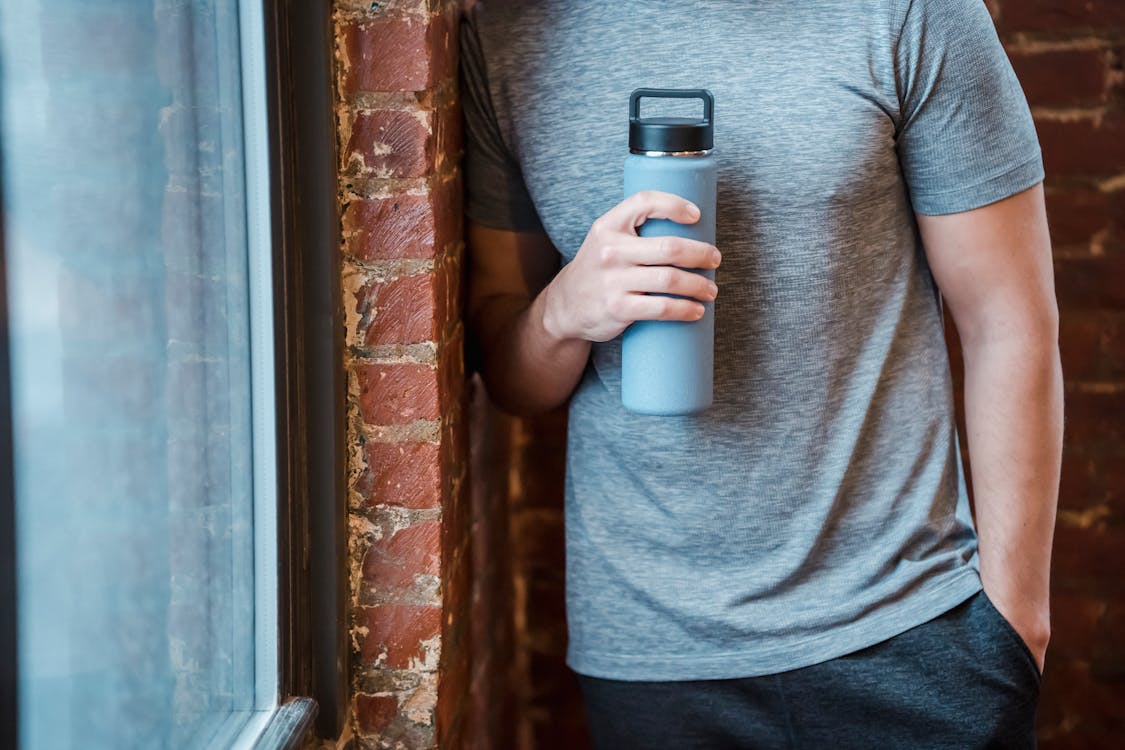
[629,88,714,125]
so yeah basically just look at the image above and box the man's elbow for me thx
[475,357,567,417]
[467,310,568,419]
[957,291,1060,356]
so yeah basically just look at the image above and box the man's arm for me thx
[466,222,590,414]
[917,182,1062,672]
[466,192,721,416]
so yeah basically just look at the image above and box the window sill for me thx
[229,698,317,750]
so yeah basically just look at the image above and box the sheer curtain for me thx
[1,1,257,747]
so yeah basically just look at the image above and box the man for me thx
[459,0,1062,747]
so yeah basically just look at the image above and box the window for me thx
[0,0,339,746]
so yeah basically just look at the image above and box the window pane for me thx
[0,1,259,747]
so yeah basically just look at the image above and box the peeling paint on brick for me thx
[335,0,466,746]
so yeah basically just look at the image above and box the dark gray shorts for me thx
[575,590,1042,749]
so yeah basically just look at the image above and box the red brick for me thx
[1058,447,1125,517]
[363,521,441,589]
[1000,0,1125,32]
[1095,598,1125,663]
[434,101,463,173]
[439,403,467,480]
[1052,519,1125,581]
[438,319,466,417]
[1045,189,1110,247]
[1037,658,1124,731]
[1111,188,1125,253]
[434,252,463,338]
[342,12,454,93]
[1054,257,1125,311]
[513,414,569,509]
[357,363,439,425]
[343,178,459,261]
[439,538,472,636]
[1036,117,1125,178]
[435,607,472,744]
[439,421,468,534]
[345,193,439,260]
[510,510,564,571]
[431,6,459,85]
[1103,313,1125,377]
[358,604,441,668]
[431,258,452,339]
[1009,49,1109,107]
[346,109,433,178]
[524,646,579,702]
[354,273,438,346]
[438,528,470,629]
[437,172,463,250]
[522,571,567,646]
[526,713,593,750]
[1059,311,1101,379]
[1059,450,1097,508]
[355,694,399,735]
[1097,450,1125,514]
[1065,389,1125,446]
[1049,590,1105,658]
[363,440,441,509]
[1042,730,1125,749]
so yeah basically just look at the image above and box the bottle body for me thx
[621,151,717,415]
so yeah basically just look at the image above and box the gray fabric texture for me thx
[459,0,1044,681]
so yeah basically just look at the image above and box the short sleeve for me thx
[893,0,1044,216]
[459,5,544,232]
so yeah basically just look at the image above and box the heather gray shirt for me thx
[460,0,1044,680]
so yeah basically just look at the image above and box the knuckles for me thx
[597,243,619,265]
[605,293,629,321]
[589,215,612,240]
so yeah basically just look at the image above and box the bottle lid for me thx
[629,88,714,153]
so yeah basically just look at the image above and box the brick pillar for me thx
[974,3,1125,747]
[333,1,468,747]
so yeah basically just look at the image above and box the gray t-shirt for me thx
[460,0,1044,681]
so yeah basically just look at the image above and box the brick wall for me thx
[991,1,1125,747]
[333,0,471,746]
[467,403,586,750]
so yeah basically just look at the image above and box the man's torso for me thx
[468,0,984,680]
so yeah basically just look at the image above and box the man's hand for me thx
[916,182,1061,678]
[542,190,721,344]
[467,191,721,416]
[987,585,1049,674]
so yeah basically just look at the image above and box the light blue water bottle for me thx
[621,88,717,415]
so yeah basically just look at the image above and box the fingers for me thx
[610,235,721,269]
[599,190,701,233]
[614,293,707,323]
[628,266,718,302]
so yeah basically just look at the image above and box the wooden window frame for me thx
[263,0,348,743]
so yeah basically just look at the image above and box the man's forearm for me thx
[473,283,592,416]
[961,325,1063,659]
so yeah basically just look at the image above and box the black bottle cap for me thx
[629,88,714,153]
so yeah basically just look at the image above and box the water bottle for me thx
[621,88,717,415]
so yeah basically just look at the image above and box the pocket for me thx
[978,590,1043,684]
